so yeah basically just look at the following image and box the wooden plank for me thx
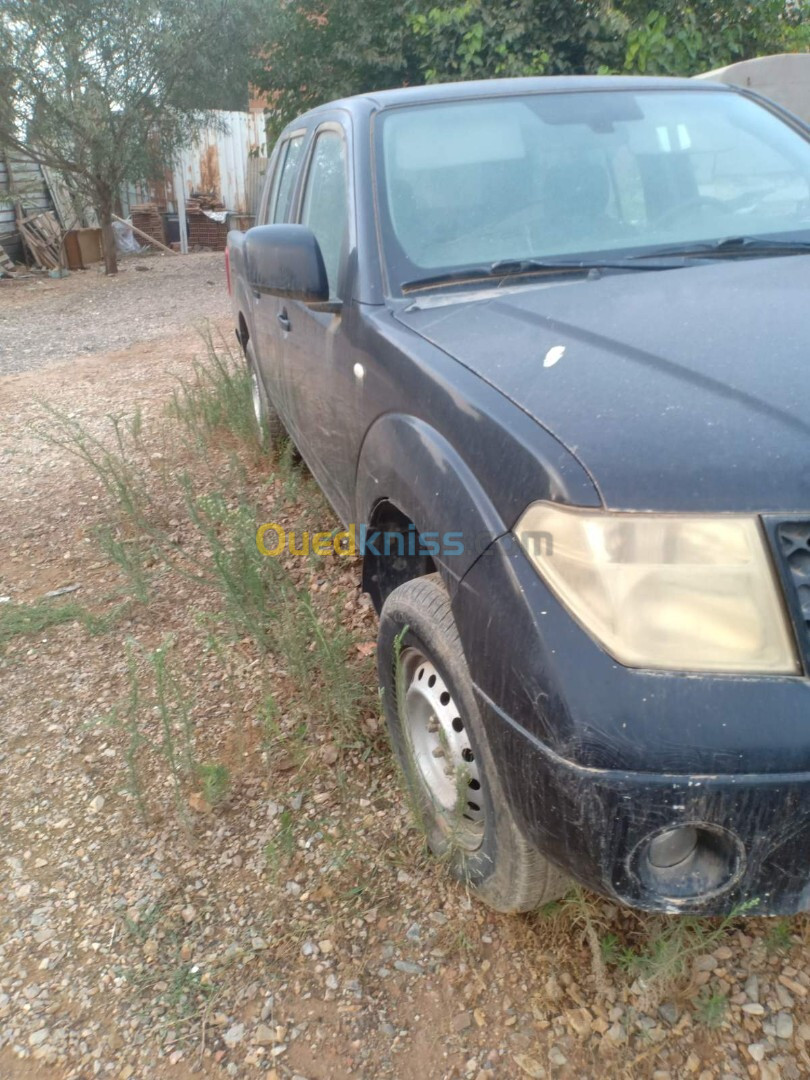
[40,165,80,230]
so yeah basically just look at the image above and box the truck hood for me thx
[395,256,810,512]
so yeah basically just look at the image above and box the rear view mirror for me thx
[244,224,329,303]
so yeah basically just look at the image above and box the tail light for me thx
[225,246,232,295]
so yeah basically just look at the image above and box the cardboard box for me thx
[63,230,83,270]
[75,227,103,265]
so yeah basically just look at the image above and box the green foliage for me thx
[183,487,280,652]
[254,0,810,132]
[95,524,151,603]
[410,1,627,83]
[0,0,258,272]
[621,2,810,75]
[255,0,423,139]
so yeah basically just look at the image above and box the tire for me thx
[245,340,286,452]
[378,573,568,913]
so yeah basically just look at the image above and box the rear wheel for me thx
[245,340,285,452]
[378,574,568,912]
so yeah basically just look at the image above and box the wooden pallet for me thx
[0,242,16,276]
[17,208,63,269]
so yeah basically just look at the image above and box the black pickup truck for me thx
[227,76,810,916]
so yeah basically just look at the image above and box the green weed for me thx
[264,809,296,878]
[100,637,200,827]
[0,597,91,653]
[196,762,230,808]
[96,524,151,601]
[694,986,728,1028]
[764,918,793,954]
[168,330,261,451]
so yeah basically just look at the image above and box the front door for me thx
[280,120,359,523]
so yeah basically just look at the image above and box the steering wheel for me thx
[654,196,729,229]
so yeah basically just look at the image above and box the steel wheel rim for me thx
[400,647,485,849]
[250,367,263,432]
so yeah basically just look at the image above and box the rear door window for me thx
[270,134,306,224]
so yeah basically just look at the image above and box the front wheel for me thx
[378,574,568,912]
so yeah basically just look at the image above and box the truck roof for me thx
[285,74,733,129]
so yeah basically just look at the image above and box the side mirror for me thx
[244,224,329,303]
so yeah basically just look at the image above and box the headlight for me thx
[515,503,799,674]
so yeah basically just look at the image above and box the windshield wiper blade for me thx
[631,236,810,260]
[401,256,681,292]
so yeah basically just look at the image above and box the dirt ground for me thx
[2,255,810,1080]
[0,253,229,376]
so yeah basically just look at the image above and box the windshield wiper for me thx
[630,236,810,260]
[401,256,682,293]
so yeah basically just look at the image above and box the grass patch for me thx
[99,637,218,828]
[0,596,110,653]
[534,888,759,1005]
[168,329,263,453]
[36,333,377,831]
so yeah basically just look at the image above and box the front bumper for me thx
[455,537,810,915]
[476,687,810,914]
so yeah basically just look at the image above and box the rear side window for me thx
[270,134,306,223]
[299,129,349,297]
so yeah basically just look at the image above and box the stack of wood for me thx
[17,209,63,270]
[186,192,229,251]
[130,203,166,247]
[188,192,226,213]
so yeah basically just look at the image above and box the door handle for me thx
[277,308,291,332]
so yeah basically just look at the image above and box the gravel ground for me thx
[0,252,229,376]
[2,267,810,1080]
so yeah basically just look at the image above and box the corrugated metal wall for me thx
[173,110,268,216]
[120,110,269,222]
[0,156,54,262]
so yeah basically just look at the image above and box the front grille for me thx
[775,520,810,658]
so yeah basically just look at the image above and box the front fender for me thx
[355,413,507,592]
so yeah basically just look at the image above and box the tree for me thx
[253,0,626,128]
[254,0,810,134]
[254,0,424,137]
[408,1,629,82]
[0,0,258,274]
[619,1,810,75]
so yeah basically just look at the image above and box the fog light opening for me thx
[647,826,699,869]
[636,823,743,902]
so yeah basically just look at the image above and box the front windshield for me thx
[376,88,810,287]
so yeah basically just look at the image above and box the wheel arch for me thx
[356,413,507,612]
[237,311,250,350]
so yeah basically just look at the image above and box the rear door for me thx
[251,129,308,418]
